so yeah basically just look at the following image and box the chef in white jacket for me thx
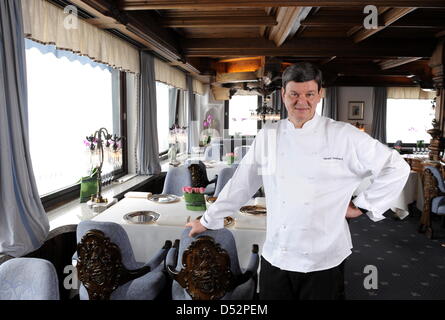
[186,62,410,300]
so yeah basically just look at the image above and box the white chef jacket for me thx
[200,113,411,273]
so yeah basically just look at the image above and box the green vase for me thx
[184,193,206,211]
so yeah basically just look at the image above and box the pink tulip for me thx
[184,186,193,193]
[199,187,206,194]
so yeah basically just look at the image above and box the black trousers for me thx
[259,256,346,300]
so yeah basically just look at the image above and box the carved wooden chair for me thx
[186,160,217,195]
[166,228,259,300]
[76,221,171,300]
[421,166,445,238]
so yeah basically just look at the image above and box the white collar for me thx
[285,113,320,132]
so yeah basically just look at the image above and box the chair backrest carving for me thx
[168,236,233,300]
[76,229,149,300]
[188,162,210,187]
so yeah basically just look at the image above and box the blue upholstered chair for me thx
[162,166,192,196]
[234,146,250,164]
[166,228,259,300]
[214,166,237,197]
[422,166,445,238]
[0,258,59,300]
[76,221,171,300]
[204,144,221,161]
[425,166,445,215]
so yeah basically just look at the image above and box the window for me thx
[25,39,123,197]
[386,98,435,144]
[156,81,171,154]
[228,95,258,136]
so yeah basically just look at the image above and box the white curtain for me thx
[21,0,140,73]
[1,0,49,257]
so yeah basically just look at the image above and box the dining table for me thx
[92,195,266,268]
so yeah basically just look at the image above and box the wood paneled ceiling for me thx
[66,0,445,88]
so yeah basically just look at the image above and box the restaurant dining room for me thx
[2,0,445,308]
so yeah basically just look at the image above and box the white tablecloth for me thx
[92,197,266,267]
[354,171,422,218]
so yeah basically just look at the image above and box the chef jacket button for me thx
[303,252,309,255]
[282,225,287,230]
[282,201,286,205]
[281,247,287,252]
[304,202,310,205]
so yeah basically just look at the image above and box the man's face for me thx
[281,80,322,126]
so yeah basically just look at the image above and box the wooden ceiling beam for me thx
[301,12,444,28]
[163,9,268,17]
[268,7,312,46]
[120,1,445,10]
[162,16,277,28]
[182,37,436,58]
[260,7,276,38]
[378,57,423,70]
[215,71,259,83]
[352,7,417,43]
[301,16,363,27]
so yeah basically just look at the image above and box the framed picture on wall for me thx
[348,101,364,120]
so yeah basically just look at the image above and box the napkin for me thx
[124,191,152,199]
[156,214,190,227]
[234,215,266,230]
[254,197,266,207]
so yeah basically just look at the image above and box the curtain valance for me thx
[387,87,436,100]
[21,0,140,73]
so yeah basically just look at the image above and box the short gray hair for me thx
[282,62,323,92]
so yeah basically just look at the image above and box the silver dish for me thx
[147,194,179,203]
[124,211,160,224]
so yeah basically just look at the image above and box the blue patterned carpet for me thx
[344,206,445,300]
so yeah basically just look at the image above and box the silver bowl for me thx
[124,211,160,224]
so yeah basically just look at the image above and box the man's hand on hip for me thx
[346,201,364,218]
[186,219,208,237]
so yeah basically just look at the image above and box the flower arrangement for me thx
[200,114,214,146]
[226,152,235,165]
[182,187,206,194]
[182,186,206,211]
[203,114,213,129]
